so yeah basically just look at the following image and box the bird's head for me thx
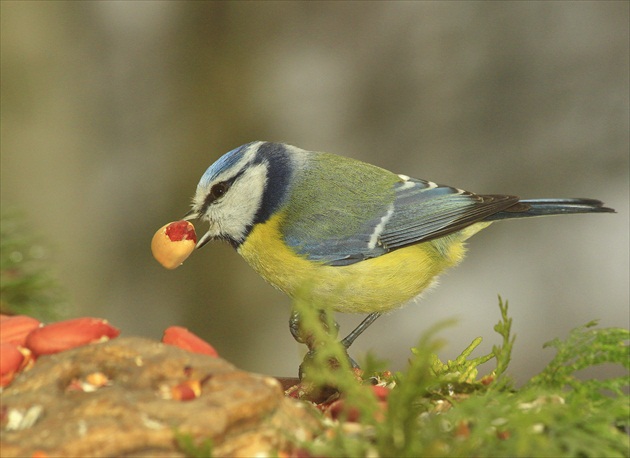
[185,141,301,249]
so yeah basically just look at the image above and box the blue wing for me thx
[379,178,518,251]
[284,176,518,266]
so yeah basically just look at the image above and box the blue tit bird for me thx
[184,141,614,352]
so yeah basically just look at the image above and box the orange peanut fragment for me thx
[151,221,197,269]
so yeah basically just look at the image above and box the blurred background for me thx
[1,1,628,385]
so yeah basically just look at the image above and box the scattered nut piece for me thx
[162,326,218,357]
[1,343,24,387]
[85,371,110,387]
[25,318,120,356]
[171,379,202,401]
[5,405,44,431]
[67,372,111,392]
[0,315,42,346]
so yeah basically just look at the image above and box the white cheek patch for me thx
[205,163,268,241]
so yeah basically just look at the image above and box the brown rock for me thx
[1,337,321,457]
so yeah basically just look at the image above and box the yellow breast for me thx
[237,212,489,313]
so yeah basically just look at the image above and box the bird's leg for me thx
[340,312,382,349]
[290,307,362,385]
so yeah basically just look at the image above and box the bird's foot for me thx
[289,308,339,351]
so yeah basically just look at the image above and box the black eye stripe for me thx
[203,171,244,209]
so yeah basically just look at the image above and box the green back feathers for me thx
[283,153,398,241]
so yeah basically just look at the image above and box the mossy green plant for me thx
[0,210,67,320]
[291,296,629,457]
[174,430,213,458]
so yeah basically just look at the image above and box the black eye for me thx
[210,181,229,200]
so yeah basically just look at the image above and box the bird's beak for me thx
[182,209,212,249]
[181,209,212,249]
[182,209,199,221]
[196,230,213,249]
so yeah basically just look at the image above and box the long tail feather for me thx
[484,198,615,221]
